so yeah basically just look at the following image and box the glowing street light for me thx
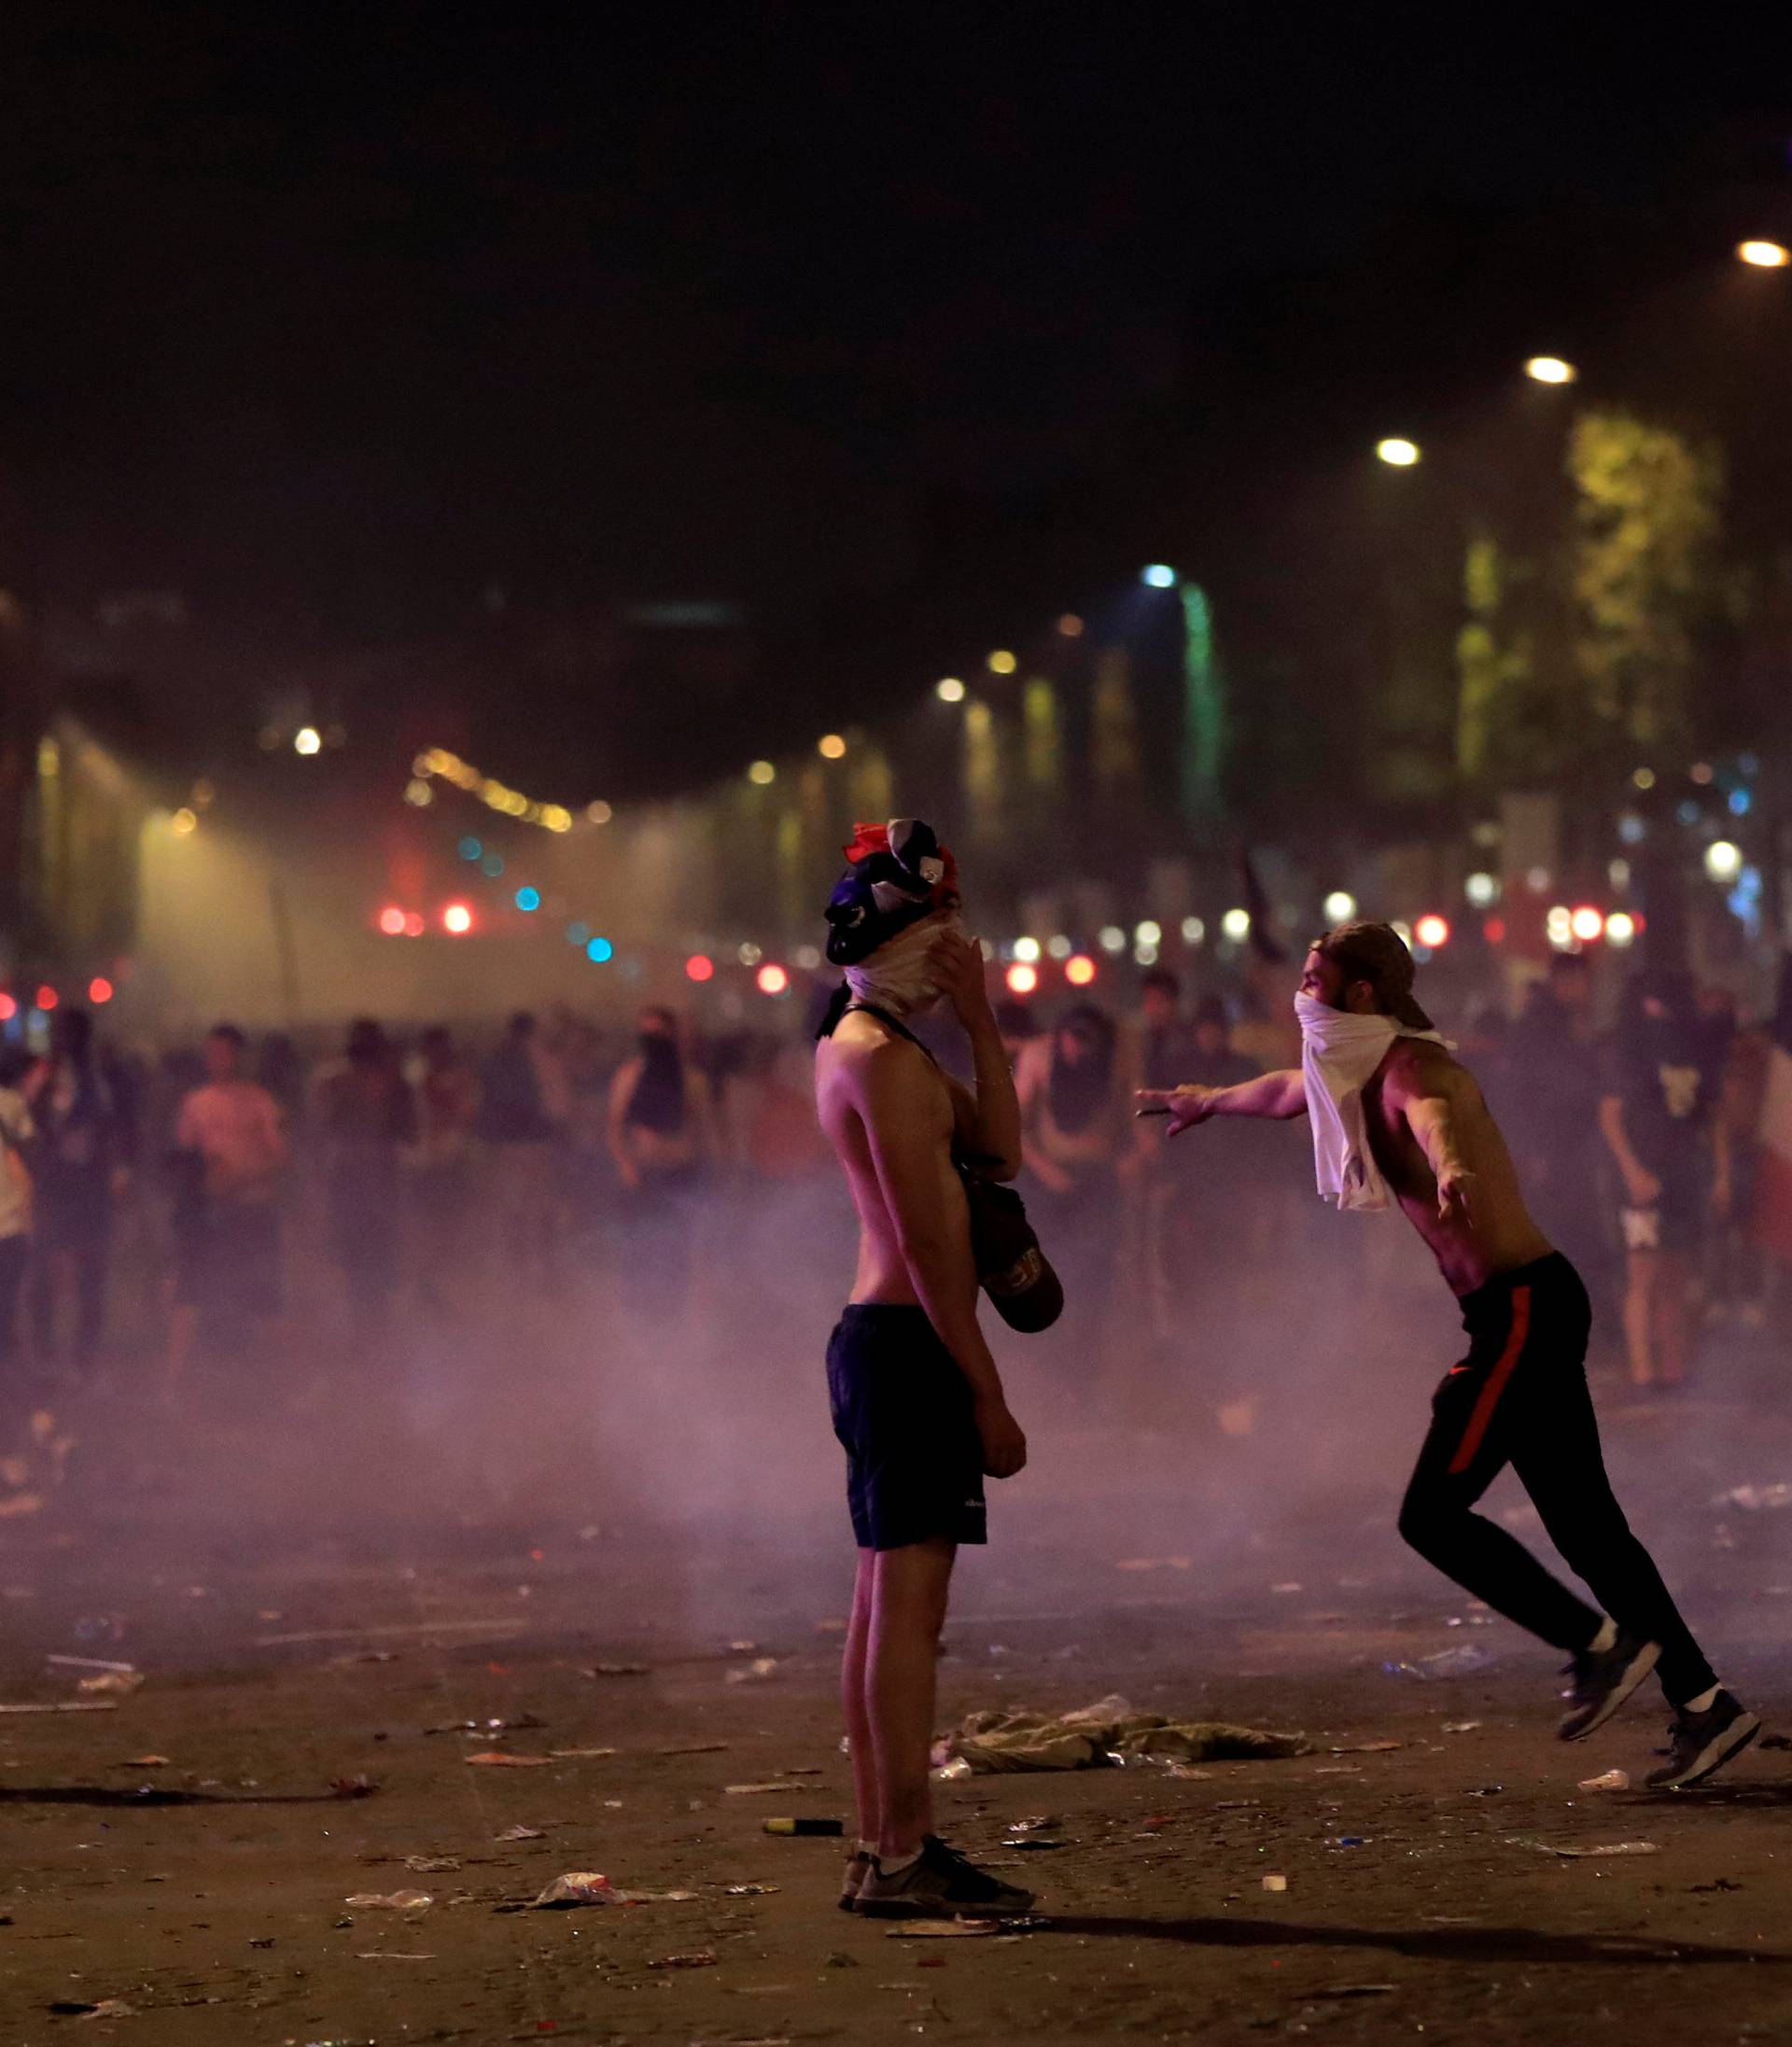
[1524,356,1577,385]
[1323,890,1356,924]
[1220,907,1252,942]
[1065,955,1096,986]
[987,649,1017,675]
[1570,905,1605,943]
[1738,240,1790,269]
[747,759,777,786]
[935,677,966,703]
[442,903,474,934]
[818,733,847,760]
[294,725,323,756]
[1705,839,1743,882]
[1415,914,1451,949]
[1013,936,1042,963]
[756,963,790,996]
[378,906,408,936]
[1376,438,1421,467]
[1604,912,1637,946]
[1004,962,1039,996]
[1141,564,1178,589]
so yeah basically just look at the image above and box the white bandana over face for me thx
[846,912,966,1022]
[1295,992,1447,1212]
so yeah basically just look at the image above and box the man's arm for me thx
[1598,1092,1661,1206]
[1136,1067,1308,1135]
[1392,1051,1477,1223]
[856,1041,1025,1479]
[606,1061,643,1189]
[934,929,1023,1179]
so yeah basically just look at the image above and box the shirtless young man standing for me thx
[1139,921,1758,1790]
[814,819,1036,1918]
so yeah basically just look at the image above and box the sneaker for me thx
[838,1848,874,1914]
[856,1835,1036,1919]
[1559,1631,1661,1742]
[1645,1690,1761,1790]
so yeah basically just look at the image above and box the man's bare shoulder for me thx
[1380,1035,1468,1097]
[819,1016,934,1092]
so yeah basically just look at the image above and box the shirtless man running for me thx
[1139,920,1757,1790]
[814,819,1036,1917]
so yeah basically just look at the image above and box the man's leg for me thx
[1510,1355,1715,1706]
[1621,1247,1657,1387]
[1398,1296,1604,1659]
[842,1549,880,1846]
[1653,1249,1693,1387]
[865,1538,955,1860]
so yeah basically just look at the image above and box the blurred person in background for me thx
[478,1012,566,1291]
[1018,1002,1133,1399]
[315,1019,415,1337]
[1137,968,1197,1093]
[607,1005,719,1313]
[1599,970,1716,1392]
[23,1006,134,1381]
[0,1048,37,1433]
[1697,984,1766,1328]
[1503,953,1612,1337]
[993,998,1043,1070]
[169,1024,288,1393]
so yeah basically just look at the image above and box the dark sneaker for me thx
[838,1848,874,1913]
[1559,1631,1661,1741]
[1645,1691,1761,1790]
[856,1835,1036,1919]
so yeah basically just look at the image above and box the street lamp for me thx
[1141,564,1178,589]
[1738,240,1790,269]
[1524,356,1577,385]
[1376,438,1421,467]
[935,677,966,703]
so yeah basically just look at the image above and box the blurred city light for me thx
[1524,356,1576,385]
[1014,936,1042,962]
[1414,913,1450,949]
[1376,438,1421,467]
[1005,962,1039,995]
[587,936,615,964]
[1065,955,1097,987]
[1134,941,1160,966]
[403,912,425,937]
[1134,919,1162,946]
[1546,905,1574,948]
[794,944,821,970]
[378,905,407,936]
[1323,890,1356,923]
[404,778,433,806]
[1705,838,1743,881]
[818,733,847,760]
[757,962,790,995]
[1045,934,1072,960]
[171,807,198,835]
[566,922,590,946]
[1631,766,1656,790]
[1057,614,1084,637]
[1483,915,1507,945]
[0,994,14,1021]
[1690,761,1715,785]
[987,649,1017,675]
[1221,907,1252,941]
[1739,240,1791,268]
[480,853,505,877]
[586,801,613,824]
[36,986,58,1011]
[514,887,540,912]
[1141,564,1177,589]
[1570,905,1604,943]
[1181,916,1205,945]
[1605,911,1638,946]
[686,954,715,983]
[89,977,114,1004]
[936,677,966,703]
[294,725,322,755]
[442,903,474,934]
[458,836,483,860]
[737,942,763,966]
[747,760,776,785]
[1097,925,1127,955]
[1463,872,1498,908]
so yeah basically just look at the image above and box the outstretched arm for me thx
[1136,1067,1307,1136]
[1393,1056,1476,1223]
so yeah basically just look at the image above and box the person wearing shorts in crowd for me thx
[1141,923,1757,1791]
[1599,970,1716,1391]
[813,819,1035,1918]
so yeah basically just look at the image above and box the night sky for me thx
[4,8,1786,787]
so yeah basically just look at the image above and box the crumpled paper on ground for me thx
[935,1693,1310,1774]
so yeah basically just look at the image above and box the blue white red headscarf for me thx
[823,819,959,967]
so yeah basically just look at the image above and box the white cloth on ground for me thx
[1295,993,1447,1213]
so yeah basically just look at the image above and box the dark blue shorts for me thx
[827,1305,987,1551]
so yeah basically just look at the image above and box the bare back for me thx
[815,1010,977,1309]
[1364,1039,1553,1295]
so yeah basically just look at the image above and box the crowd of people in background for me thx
[0,950,1778,1454]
